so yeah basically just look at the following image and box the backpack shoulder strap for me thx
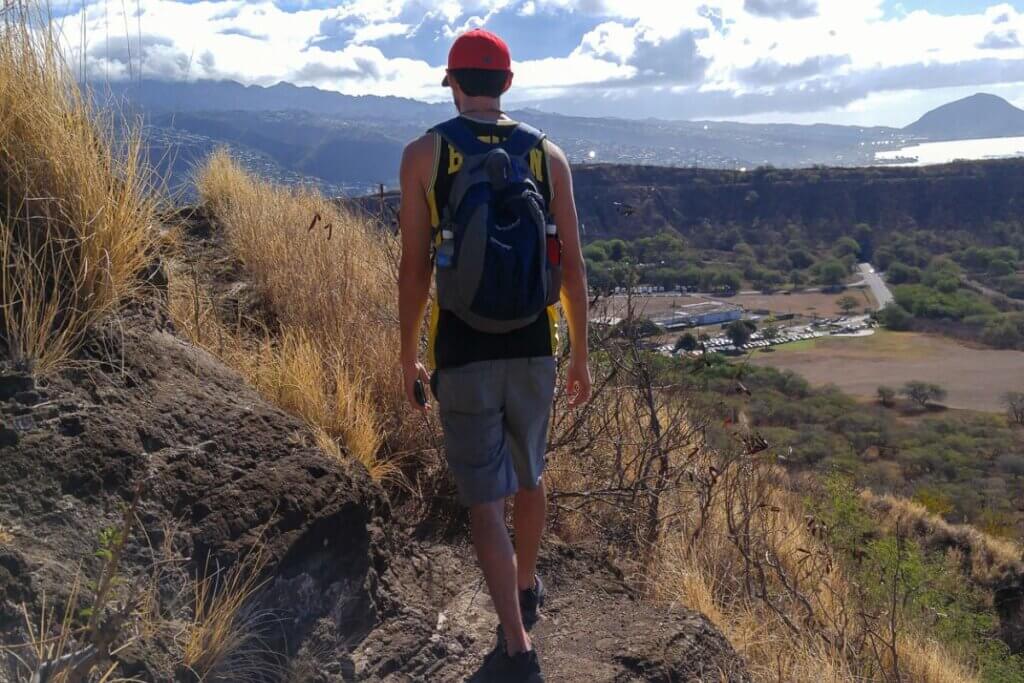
[501,122,546,159]
[429,117,490,157]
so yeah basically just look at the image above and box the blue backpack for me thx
[430,118,561,334]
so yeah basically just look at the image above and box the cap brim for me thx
[442,74,450,87]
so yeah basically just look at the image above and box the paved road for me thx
[858,263,894,309]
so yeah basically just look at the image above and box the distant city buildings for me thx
[652,301,744,330]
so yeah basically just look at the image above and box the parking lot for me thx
[664,316,874,356]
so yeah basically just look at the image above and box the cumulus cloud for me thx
[293,57,381,82]
[627,30,710,85]
[50,0,1024,121]
[220,27,270,40]
[736,54,849,86]
[743,0,817,20]
[84,33,218,81]
[978,30,1021,50]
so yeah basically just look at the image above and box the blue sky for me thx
[55,0,1024,125]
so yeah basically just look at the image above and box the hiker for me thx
[398,28,591,683]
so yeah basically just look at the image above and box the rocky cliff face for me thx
[0,285,749,680]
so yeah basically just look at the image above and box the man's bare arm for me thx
[398,133,435,410]
[547,141,591,406]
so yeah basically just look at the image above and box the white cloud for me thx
[350,22,412,44]
[50,0,1024,121]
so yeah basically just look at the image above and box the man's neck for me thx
[458,97,504,121]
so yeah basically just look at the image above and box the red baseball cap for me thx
[442,29,512,87]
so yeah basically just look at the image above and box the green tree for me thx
[675,332,699,352]
[583,244,608,262]
[877,386,896,408]
[836,294,860,315]
[834,236,862,259]
[1005,391,1024,427]
[726,320,755,347]
[733,242,755,258]
[990,259,1015,277]
[981,317,1023,349]
[901,381,947,410]
[853,223,875,261]
[787,247,815,269]
[887,261,922,285]
[713,270,742,294]
[874,246,895,270]
[877,304,913,331]
[606,239,629,261]
[818,260,848,287]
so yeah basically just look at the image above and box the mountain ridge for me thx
[107,78,1022,139]
[97,78,449,120]
[108,79,1024,193]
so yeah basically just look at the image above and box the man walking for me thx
[398,28,591,682]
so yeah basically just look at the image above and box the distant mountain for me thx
[116,79,911,194]
[97,79,447,121]
[108,79,1001,193]
[903,93,1024,141]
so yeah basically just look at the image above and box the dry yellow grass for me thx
[548,379,981,683]
[167,270,396,480]
[252,329,387,476]
[181,543,277,682]
[649,474,982,683]
[0,6,157,373]
[861,491,1024,584]
[168,151,411,479]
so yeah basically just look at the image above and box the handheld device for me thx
[414,379,428,407]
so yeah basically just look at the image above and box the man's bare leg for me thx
[513,480,546,591]
[470,499,531,655]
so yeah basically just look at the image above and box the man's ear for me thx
[502,71,514,94]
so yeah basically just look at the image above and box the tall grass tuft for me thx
[0,5,157,372]
[180,151,407,479]
[181,543,282,683]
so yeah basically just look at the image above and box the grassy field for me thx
[753,330,1024,412]
[603,286,874,320]
[732,287,874,317]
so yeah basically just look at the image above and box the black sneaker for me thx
[485,648,544,683]
[519,575,546,630]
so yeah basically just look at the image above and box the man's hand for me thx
[403,359,432,413]
[566,355,592,408]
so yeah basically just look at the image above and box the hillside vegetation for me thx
[175,151,408,478]
[573,160,1024,244]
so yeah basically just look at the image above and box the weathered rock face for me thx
[0,319,749,681]
[0,325,388,678]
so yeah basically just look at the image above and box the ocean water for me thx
[875,136,1024,166]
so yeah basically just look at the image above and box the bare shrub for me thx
[545,299,982,682]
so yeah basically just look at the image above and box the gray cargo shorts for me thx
[433,357,557,507]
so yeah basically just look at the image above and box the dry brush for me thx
[0,5,158,373]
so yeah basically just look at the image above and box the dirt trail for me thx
[397,541,748,682]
